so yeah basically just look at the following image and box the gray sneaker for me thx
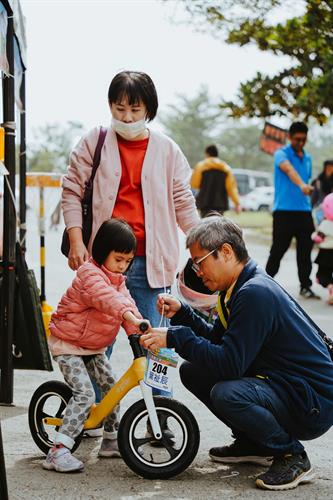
[256,451,314,490]
[43,446,84,473]
[98,438,121,458]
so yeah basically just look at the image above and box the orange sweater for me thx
[113,135,148,255]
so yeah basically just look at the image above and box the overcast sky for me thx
[18,0,293,138]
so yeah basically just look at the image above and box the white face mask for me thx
[111,117,146,140]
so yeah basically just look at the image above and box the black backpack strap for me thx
[82,127,107,204]
[90,126,108,184]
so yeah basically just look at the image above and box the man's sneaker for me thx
[256,451,314,490]
[300,287,320,299]
[98,438,121,458]
[209,439,273,466]
[42,446,84,473]
[84,426,103,438]
[146,420,175,447]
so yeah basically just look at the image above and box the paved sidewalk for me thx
[1,225,333,499]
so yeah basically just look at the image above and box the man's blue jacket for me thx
[167,259,333,431]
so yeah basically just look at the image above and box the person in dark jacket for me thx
[140,215,333,491]
[191,145,241,217]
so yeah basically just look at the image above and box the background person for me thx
[191,144,241,217]
[312,193,333,305]
[311,159,333,225]
[265,122,318,299]
[141,216,333,491]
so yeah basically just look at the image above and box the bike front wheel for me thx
[118,396,200,479]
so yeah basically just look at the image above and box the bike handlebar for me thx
[128,321,149,358]
[139,322,149,333]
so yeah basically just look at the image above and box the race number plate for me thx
[144,348,178,394]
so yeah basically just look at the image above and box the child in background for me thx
[312,193,333,305]
[44,218,147,472]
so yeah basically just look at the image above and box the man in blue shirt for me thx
[141,216,333,491]
[266,122,318,298]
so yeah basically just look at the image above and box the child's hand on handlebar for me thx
[157,293,181,318]
[123,311,151,332]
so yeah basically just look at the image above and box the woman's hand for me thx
[157,293,181,318]
[140,327,168,351]
[67,227,89,270]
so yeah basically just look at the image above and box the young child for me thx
[312,193,333,305]
[44,218,147,472]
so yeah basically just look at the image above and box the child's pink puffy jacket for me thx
[49,258,142,350]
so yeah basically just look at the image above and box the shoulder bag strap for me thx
[90,126,108,184]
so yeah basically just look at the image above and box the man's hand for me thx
[140,327,168,351]
[301,184,314,196]
[157,293,181,318]
[235,204,242,214]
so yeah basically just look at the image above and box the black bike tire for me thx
[28,380,83,455]
[118,396,200,479]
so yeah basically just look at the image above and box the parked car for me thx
[241,186,274,212]
[233,169,272,196]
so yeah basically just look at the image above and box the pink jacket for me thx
[49,258,142,350]
[62,127,200,288]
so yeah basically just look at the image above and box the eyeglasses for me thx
[191,248,218,273]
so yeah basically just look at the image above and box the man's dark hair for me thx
[186,215,249,264]
[92,218,137,266]
[108,71,158,122]
[324,160,333,169]
[205,144,218,157]
[289,122,308,136]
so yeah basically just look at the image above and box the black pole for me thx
[0,1,16,405]
[0,420,9,500]
[19,72,26,252]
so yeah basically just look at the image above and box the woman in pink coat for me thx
[62,71,199,329]
[44,218,147,473]
[62,71,199,406]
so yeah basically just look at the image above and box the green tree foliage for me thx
[160,88,275,170]
[28,121,84,172]
[217,125,272,171]
[158,86,221,167]
[160,87,333,173]
[180,0,333,124]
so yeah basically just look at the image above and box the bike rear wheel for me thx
[118,396,200,479]
[28,380,83,455]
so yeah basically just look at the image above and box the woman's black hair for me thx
[108,71,158,122]
[92,218,137,266]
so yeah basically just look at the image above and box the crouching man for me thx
[140,215,333,491]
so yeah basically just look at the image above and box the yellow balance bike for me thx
[28,325,200,479]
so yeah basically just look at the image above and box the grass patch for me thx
[225,210,272,232]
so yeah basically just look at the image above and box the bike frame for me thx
[43,335,163,440]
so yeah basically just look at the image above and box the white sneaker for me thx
[98,438,121,458]
[43,446,84,472]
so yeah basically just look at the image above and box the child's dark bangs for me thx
[113,231,137,254]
